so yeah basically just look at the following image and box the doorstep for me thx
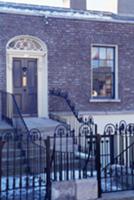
[23,117,60,136]
[0,120,13,131]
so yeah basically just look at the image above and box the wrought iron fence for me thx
[100,121,134,194]
[48,119,98,183]
[2,102,134,200]
[0,129,47,200]
[0,116,99,200]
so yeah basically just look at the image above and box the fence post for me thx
[96,129,101,198]
[110,135,114,164]
[45,136,51,200]
[0,140,5,194]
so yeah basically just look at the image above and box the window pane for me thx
[91,46,115,99]
[92,47,99,60]
[99,48,106,59]
[99,60,107,67]
[92,72,113,98]
[107,60,114,70]
[107,48,114,59]
[92,60,99,68]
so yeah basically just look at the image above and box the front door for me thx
[13,58,37,116]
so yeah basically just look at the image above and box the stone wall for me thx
[100,190,134,200]
[52,178,98,200]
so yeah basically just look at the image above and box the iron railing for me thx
[0,90,29,134]
[0,129,46,200]
[100,121,134,193]
[2,90,134,198]
[0,91,49,200]
[48,120,98,183]
[0,115,99,200]
[49,88,83,123]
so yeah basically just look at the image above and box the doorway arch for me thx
[6,35,48,117]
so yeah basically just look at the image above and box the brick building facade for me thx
[0,2,134,127]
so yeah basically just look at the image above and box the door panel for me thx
[13,58,37,116]
[13,60,22,88]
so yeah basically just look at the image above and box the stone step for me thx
[0,117,61,134]
[0,120,13,131]
[100,191,134,200]
[24,117,60,138]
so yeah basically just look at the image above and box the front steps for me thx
[0,118,61,176]
[0,120,13,131]
[0,117,73,176]
[24,117,60,137]
[0,117,64,136]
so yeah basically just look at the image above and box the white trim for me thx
[6,35,48,118]
[52,110,134,116]
[1,8,134,25]
[6,35,47,51]
[89,99,121,103]
[52,112,134,133]
[79,111,134,115]
[90,44,119,102]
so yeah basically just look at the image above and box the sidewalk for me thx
[100,191,134,200]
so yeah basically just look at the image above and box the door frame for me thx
[6,36,48,118]
[13,58,38,117]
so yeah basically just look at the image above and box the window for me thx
[91,46,116,99]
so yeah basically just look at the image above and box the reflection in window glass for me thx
[92,47,99,60]
[92,60,99,68]
[91,46,115,99]
[99,60,107,67]
[107,60,114,69]
[107,48,114,59]
[100,48,106,59]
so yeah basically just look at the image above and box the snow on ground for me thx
[1,174,46,200]
[0,169,125,199]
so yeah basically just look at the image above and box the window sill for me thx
[90,99,121,103]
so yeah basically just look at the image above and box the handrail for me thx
[0,91,51,198]
[49,88,95,173]
[0,90,29,134]
[12,94,29,133]
[49,88,84,123]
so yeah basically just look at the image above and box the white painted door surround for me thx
[6,35,48,118]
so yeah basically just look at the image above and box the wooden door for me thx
[13,58,37,116]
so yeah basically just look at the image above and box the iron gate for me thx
[99,121,134,194]
[0,118,99,200]
[49,123,98,182]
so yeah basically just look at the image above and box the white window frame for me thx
[90,44,120,103]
